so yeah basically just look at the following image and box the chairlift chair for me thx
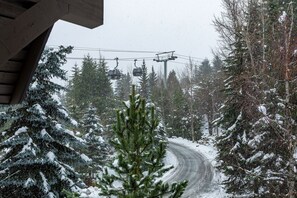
[108,69,121,80]
[133,67,142,76]
[108,57,121,80]
[132,59,143,77]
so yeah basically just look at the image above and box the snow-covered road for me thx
[165,141,214,197]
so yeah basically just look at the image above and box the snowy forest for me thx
[1,0,297,197]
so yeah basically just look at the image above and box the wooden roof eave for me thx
[10,27,52,104]
[0,0,104,104]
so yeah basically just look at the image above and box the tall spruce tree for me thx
[244,1,297,196]
[194,59,214,135]
[94,58,114,120]
[115,72,132,101]
[66,64,82,120]
[214,0,256,195]
[166,71,187,138]
[139,60,149,100]
[148,66,158,102]
[0,46,89,197]
[78,56,98,110]
[211,55,225,135]
[215,0,297,196]
[180,62,203,141]
[66,56,114,124]
[80,104,109,181]
[98,86,187,197]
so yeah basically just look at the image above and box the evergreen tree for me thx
[80,104,109,182]
[211,55,225,135]
[94,58,114,120]
[0,46,88,197]
[139,60,149,100]
[179,59,203,141]
[66,56,114,124]
[115,72,132,101]
[244,1,297,196]
[66,64,82,120]
[214,0,256,194]
[148,66,158,102]
[194,59,214,135]
[78,55,98,110]
[166,71,188,138]
[98,86,187,197]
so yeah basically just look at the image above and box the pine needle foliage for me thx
[98,86,187,198]
[0,46,87,198]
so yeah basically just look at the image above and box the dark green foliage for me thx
[215,28,254,195]
[66,64,83,120]
[79,104,110,180]
[115,72,132,101]
[0,46,87,197]
[139,60,149,100]
[194,59,214,135]
[165,71,189,138]
[148,66,158,103]
[65,56,114,124]
[215,0,297,196]
[98,86,187,197]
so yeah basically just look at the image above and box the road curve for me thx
[165,141,214,197]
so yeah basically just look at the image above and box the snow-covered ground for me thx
[79,149,179,197]
[169,136,228,198]
[79,136,228,198]
[162,149,179,182]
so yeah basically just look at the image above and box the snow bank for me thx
[78,137,228,198]
[80,186,101,198]
[161,150,178,182]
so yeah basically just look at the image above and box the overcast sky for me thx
[47,0,223,80]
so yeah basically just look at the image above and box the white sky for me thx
[47,0,223,80]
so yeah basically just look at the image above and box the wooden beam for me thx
[0,16,13,26]
[0,0,68,68]
[0,95,10,104]
[61,0,104,29]
[0,84,14,95]
[0,72,19,84]
[10,50,28,61]
[10,27,52,104]
[0,61,22,72]
[0,1,26,18]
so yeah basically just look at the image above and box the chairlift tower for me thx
[153,51,177,88]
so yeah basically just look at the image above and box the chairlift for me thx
[108,58,121,80]
[132,59,143,77]
[108,69,121,80]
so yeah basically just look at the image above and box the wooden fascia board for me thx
[10,27,52,104]
[61,0,104,29]
[0,1,27,18]
[0,0,68,68]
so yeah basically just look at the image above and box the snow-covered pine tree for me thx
[98,85,187,197]
[215,33,252,195]
[245,1,297,196]
[0,46,89,198]
[80,104,109,180]
[214,0,256,195]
